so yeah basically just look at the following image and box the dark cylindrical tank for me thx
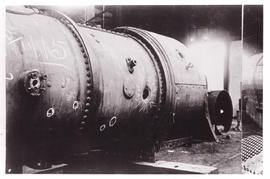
[208,90,233,133]
[6,7,220,172]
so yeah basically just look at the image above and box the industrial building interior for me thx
[4,5,263,174]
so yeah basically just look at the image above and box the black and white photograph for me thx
[0,1,265,175]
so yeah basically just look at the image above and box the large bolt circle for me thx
[24,70,47,96]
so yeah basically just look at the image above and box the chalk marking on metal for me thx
[40,62,70,71]
[6,73,14,80]
[8,36,23,45]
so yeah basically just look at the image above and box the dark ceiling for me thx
[104,5,242,43]
[243,5,263,53]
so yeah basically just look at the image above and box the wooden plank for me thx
[134,160,218,174]
[22,164,67,174]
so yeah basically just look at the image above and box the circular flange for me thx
[24,70,47,96]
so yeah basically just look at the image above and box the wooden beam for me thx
[22,164,67,174]
[134,160,218,174]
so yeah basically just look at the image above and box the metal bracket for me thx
[126,57,137,73]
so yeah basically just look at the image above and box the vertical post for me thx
[240,5,244,135]
[84,7,86,23]
[224,36,230,91]
[102,5,105,28]
[116,6,123,27]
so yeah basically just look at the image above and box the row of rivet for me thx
[57,15,93,130]
[37,10,94,134]
[77,23,129,37]
[177,85,207,89]
[124,32,165,117]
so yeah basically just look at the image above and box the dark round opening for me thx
[142,86,150,100]
[32,79,38,86]
[215,91,233,132]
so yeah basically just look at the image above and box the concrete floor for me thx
[156,121,242,174]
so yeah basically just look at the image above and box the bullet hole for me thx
[109,116,117,127]
[176,49,184,60]
[185,62,194,70]
[99,124,106,132]
[73,101,79,110]
[46,108,55,118]
[142,86,150,100]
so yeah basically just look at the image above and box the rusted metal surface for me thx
[6,8,94,172]
[6,7,227,172]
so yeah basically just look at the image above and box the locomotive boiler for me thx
[6,6,233,173]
